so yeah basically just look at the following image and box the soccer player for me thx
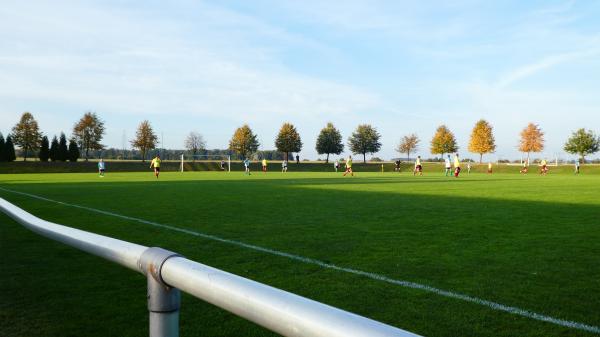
[467,162,471,175]
[150,155,161,179]
[540,159,548,175]
[334,159,340,172]
[487,162,493,174]
[244,158,251,175]
[282,160,288,173]
[444,155,452,176]
[343,155,354,176]
[453,153,461,178]
[575,160,580,174]
[262,158,267,173]
[394,159,401,172]
[220,160,226,171]
[98,158,105,177]
[296,154,300,164]
[413,156,423,176]
[520,161,529,174]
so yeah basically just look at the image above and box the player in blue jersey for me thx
[98,159,105,177]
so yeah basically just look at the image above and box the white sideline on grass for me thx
[1,186,599,335]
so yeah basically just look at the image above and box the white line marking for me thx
[1,186,599,334]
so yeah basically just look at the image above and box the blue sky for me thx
[1,0,599,160]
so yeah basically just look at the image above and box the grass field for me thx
[1,170,599,337]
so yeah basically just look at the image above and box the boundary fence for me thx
[0,198,420,337]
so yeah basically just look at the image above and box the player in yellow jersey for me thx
[150,154,161,179]
[343,156,354,176]
[262,158,267,173]
[487,162,493,174]
[453,153,461,178]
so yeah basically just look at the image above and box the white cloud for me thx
[496,49,600,88]
[0,0,380,120]
[1,0,600,160]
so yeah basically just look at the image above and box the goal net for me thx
[503,153,559,167]
[180,154,231,172]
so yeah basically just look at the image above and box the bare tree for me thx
[396,134,420,161]
[185,131,206,161]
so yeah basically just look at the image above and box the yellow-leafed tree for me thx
[468,119,496,163]
[72,112,105,161]
[130,120,158,162]
[430,125,458,157]
[229,124,259,159]
[275,123,302,161]
[11,112,42,161]
[519,123,544,164]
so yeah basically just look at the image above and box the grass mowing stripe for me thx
[2,186,599,335]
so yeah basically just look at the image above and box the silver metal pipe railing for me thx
[0,198,421,337]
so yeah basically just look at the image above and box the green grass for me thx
[1,170,599,337]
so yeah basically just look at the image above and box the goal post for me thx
[180,154,231,172]
[503,153,559,167]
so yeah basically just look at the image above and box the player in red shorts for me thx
[540,159,548,175]
[413,156,423,176]
[453,153,461,178]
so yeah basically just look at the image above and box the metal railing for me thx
[0,198,421,337]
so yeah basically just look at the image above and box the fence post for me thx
[139,247,181,337]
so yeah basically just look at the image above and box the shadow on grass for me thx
[1,175,599,337]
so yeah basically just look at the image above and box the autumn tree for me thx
[430,125,458,157]
[4,135,16,162]
[396,134,420,161]
[348,124,382,163]
[519,123,544,164]
[229,124,259,159]
[131,120,158,162]
[49,136,59,161]
[68,139,80,162]
[468,119,496,163]
[12,112,42,161]
[0,133,5,162]
[316,122,344,163]
[58,133,69,161]
[39,136,50,162]
[564,128,600,162]
[185,131,206,160]
[73,112,105,161]
[275,123,302,161]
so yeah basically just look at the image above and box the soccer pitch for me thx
[1,171,599,337]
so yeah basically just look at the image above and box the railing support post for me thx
[139,247,181,337]
[148,273,180,337]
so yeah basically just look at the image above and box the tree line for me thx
[2,112,599,163]
[223,120,599,164]
[1,112,158,162]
